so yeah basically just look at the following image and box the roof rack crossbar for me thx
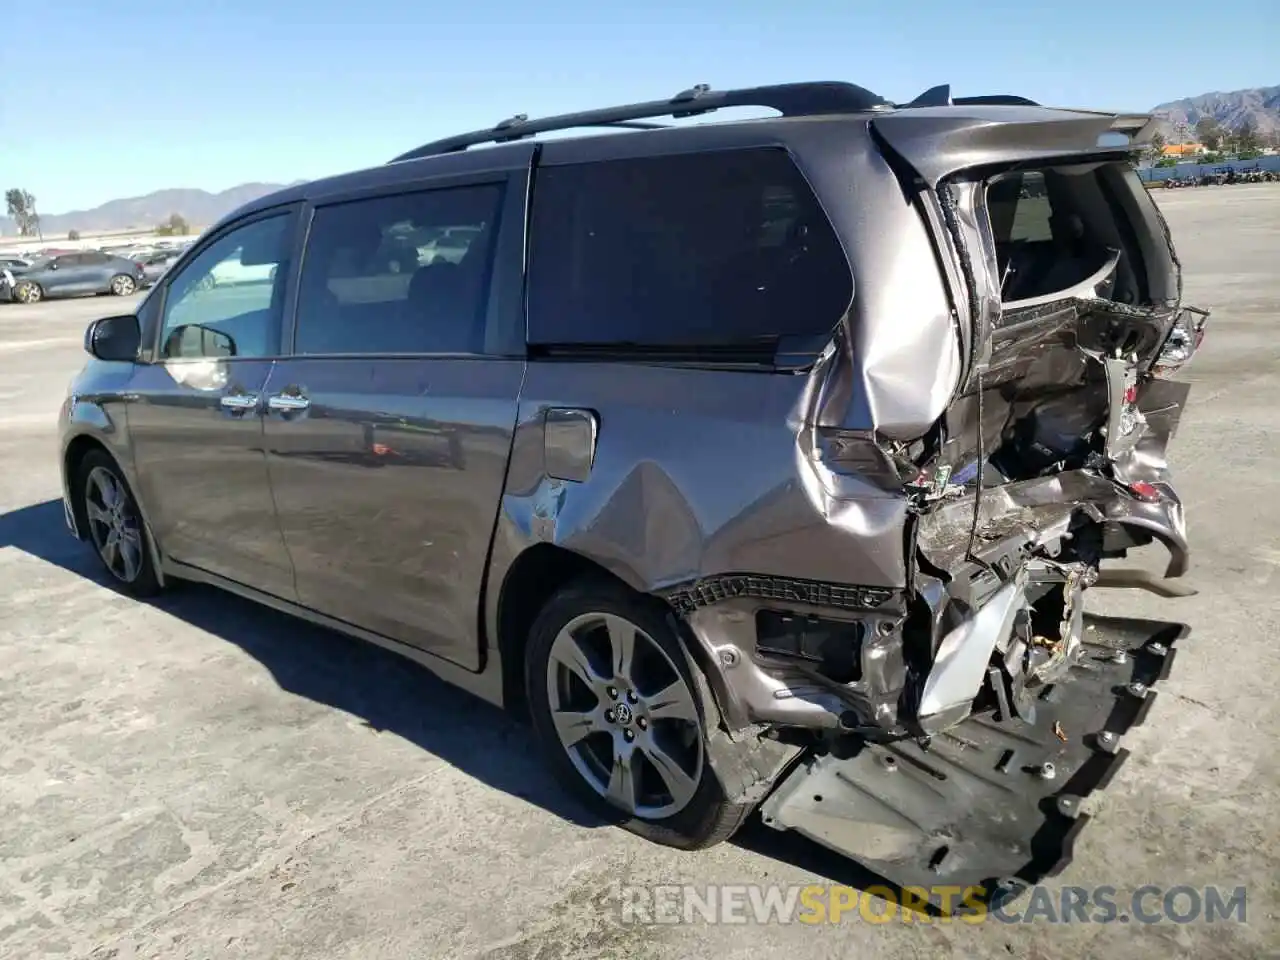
[492,119,671,143]
[389,80,890,162]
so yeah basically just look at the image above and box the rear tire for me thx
[524,577,753,850]
[109,274,136,296]
[76,449,160,596]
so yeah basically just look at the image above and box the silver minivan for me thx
[57,81,1208,900]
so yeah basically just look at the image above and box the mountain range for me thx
[1151,84,1280,137]
[4,84,1277,237]
[0,183,293,238]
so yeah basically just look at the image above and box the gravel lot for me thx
[1,186,1277,959]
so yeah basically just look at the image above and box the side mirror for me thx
[84,314,141,362]
[48,261,58,270]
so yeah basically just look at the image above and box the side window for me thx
[55,255,83,269]
[527,148,853,346]
[158,214,291,360]
[82,252,111,266]
[294,184,502,356]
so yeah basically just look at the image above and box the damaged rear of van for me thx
[743,99,1208,893]
[486,89,1208,896]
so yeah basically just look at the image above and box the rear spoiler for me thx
[1107,112,1161,143]
[872,105,1158,186]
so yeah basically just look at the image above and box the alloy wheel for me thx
[16,282,40,304]
[111,275,136,296]
[84,465,145,583]
[545,612,704,819]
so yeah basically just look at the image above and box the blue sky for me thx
[3,0,1276,213]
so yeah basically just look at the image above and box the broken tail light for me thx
[1126,481,1162,503]
[1151,307,1209,379]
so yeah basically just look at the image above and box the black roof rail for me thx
[898,83,1041,108]
[388,81,892,163]
[954,94,1041,106]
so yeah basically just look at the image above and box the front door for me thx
[45,254,94,295]
[126,207,300,598]
[262,176,527,669]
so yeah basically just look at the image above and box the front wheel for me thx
[109,274,136,296]
[524,578,753,850]
[77,450,160,596]
[14,281,42,304]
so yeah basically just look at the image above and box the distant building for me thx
[1163,142,1206,157]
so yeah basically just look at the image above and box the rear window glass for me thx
[527,148,852,346]
[986,166,1136,305]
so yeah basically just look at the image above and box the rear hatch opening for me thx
[947,160,1185,478]
[906,155,1207,730]
[915,157,1206,552]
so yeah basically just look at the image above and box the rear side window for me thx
[294,185,502,356]
[987,165,1145,306]
[527,148,852,346]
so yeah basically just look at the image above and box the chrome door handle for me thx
[267,393,310,413]
[219,393,259,414]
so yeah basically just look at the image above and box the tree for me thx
[155,212,190,237]
[68,229,81,241]
[5,188,41,237]
[1233,120,1260,154]
[1145,132,1168,164]
[1194,117,1223,152]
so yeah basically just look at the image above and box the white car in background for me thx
[198,249,277,289]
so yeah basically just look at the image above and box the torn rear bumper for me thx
[758,614,1184,894]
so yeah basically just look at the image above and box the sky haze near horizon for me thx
[2,0,1277,213]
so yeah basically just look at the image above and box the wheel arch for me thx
[63,434,165,585]
[64,434,112,540]
[495,543,616,714]
[493,542,736,729]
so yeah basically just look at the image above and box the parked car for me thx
[1,256,33,271]
[8,251,146,303]
[136,250,182,285]
[59,81,1208,898]
[205,256,276,287]
[417,225,483,264]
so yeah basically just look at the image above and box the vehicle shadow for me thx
[0,498,600,831]
[1,497,916,901]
